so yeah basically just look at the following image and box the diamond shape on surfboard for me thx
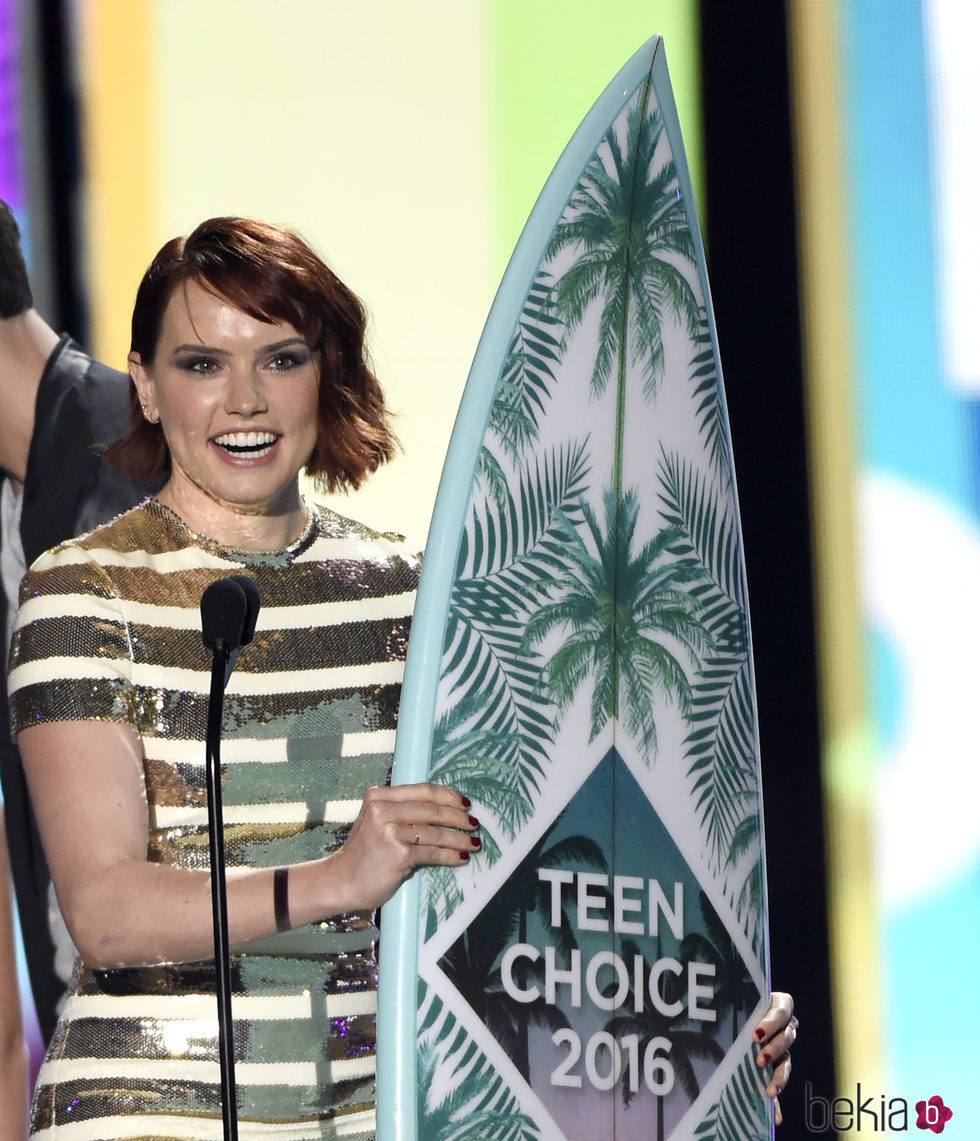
[424,750,762,1140]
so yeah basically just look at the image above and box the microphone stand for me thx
[205,639,239,1141]
[201,576,261,1141]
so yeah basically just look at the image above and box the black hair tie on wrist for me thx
[274,867,290,933]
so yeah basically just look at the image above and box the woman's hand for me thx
[22,720,481,966]
[325,783,480,912]
[754,991,798,1125]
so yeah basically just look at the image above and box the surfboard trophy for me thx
[378,35,772,1141]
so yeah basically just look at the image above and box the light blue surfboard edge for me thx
[376,34,663,1141]
[651,49,773,1001]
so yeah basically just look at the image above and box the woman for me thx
[9,217,479,1139]
[10,217,796,1138]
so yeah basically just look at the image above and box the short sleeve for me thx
[8,544,136,733]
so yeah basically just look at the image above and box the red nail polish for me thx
[461,796,472,808]
[458,851,470,862]
[754,1028,766,1040]
[468,815,480,827]
[759,1052,771,1066]
[470,836,482,849]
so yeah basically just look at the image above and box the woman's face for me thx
[130,279,320,528]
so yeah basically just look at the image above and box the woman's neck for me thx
[155,481,309,551]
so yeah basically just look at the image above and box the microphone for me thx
[201,575,261,654]
[200,574,261,1141]
[229,575,261,646]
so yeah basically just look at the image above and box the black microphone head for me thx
[201,577,249,653]
[228,575,261,646]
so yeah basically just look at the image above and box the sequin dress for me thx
[8,499,420,1140]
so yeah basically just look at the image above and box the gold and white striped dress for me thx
[9,499,420,1140]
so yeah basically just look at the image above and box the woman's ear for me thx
[129,352,159,424]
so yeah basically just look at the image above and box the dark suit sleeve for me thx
[20,336,158,565]
[2,336,160,1042]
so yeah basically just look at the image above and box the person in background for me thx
[0,808,29,1134]
[0,198,158,1045]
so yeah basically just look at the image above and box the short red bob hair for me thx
[106,216,396,492]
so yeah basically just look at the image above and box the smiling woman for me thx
[8,218,480,1140]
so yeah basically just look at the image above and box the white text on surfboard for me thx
[537,868,684,937]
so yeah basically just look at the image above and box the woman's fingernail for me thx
[759,1052,771,1067]
[461,796,472,808]
[754,1027,766,1040]
[470,836,482,849]
[459,851,470,862]
[468,815,480,828]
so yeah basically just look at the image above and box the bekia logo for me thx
[915,1097,953,1134]
[805,1084,954,1133]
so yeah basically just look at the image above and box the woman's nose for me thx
[224,367,267,415]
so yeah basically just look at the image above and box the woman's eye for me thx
[267,352,307,372]
[178,356,220,375]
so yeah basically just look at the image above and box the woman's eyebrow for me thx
[170,336,309,357]
[259,337,309,354]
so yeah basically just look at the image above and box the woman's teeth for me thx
[213,431,277,457]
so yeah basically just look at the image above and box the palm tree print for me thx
[726,812,766,956]
[693,1053,770,1141]
[688,307,736,483]
[656,447,765,945]
[546,88,700,500]
[604,938,724,1141]
[679,891,759,1047]
[441,818,608,1079]
[444,441,591,786]
[407,44,770,1141]
[480,274,565,504]
[524,487,711,758]
[416,1000,540,1141]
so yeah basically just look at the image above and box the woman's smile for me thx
[211,430,280,461]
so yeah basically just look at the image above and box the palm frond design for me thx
[546,98,699,405]
[474,446,512,510]
[693,1052,770,1141]
[727,810,766,956]
[688,307,734,481]
[422,704,537,923]
[417,988,540,1141]
[524,486,710,759]
[485,275,565,461]
[657,448,744,608]
[442,442,591,795]
[687,660,759,868]
[657,450,759,901]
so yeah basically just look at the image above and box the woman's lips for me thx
[211,430,280,461]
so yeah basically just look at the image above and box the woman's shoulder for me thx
[21,500,188,611]
[28,498,163,573]
[310,504,422,568]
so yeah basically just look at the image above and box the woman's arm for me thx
[21,719,478,969]
[0,810,29,1134]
